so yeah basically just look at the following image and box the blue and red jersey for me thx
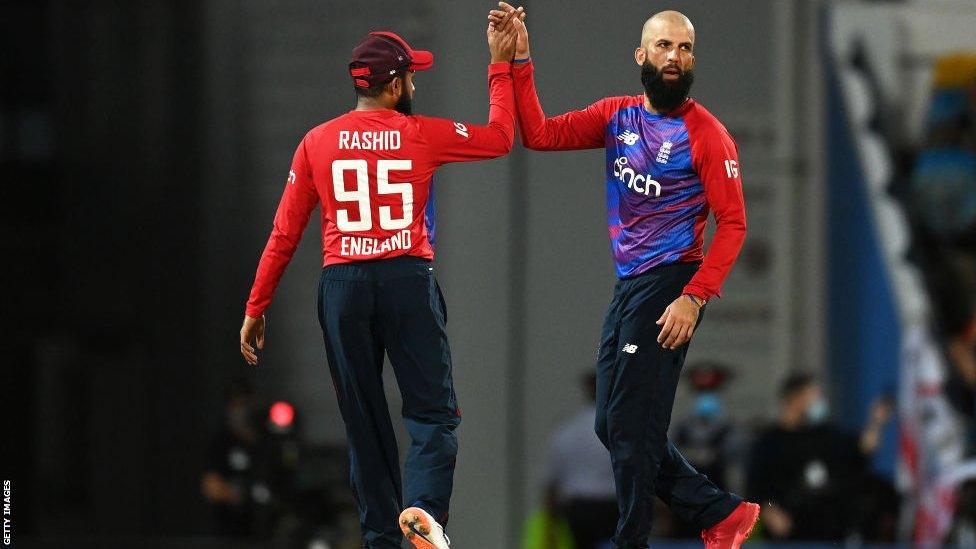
[511,60,746,300]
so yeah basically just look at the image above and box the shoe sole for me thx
[733,502,761,548]
[399,507,439,549]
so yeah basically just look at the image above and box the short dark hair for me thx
[779,372,817,401]
[353,74,403,99]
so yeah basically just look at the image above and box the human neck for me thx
[643,94,688,115]
[356,97,394,111]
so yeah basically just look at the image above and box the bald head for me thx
[640,10,695,48]
[634,9,696,113]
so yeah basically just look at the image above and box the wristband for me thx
[513,56,531,64]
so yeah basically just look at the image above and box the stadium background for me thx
[3,0,975,547]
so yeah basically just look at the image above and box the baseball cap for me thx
[349,31,434,88]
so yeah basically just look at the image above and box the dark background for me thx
[7,0,972,547]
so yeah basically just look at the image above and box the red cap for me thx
[349,31,434,88]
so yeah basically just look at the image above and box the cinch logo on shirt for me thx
[617,130,640,145]
[613,156,661,197]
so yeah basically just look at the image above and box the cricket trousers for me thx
[595,262,741,548]
[317,256,460,548]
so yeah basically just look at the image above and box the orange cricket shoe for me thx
[701,501,761,549]
[399,507,451,549]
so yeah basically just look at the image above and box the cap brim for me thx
[409,50,433,71]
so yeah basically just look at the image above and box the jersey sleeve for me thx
[245,139,319,317]
[415,61,515,165]
[511,59,614,151]
[683,124,747,300]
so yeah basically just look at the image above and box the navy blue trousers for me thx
[595,262,740,548]
[317,257,460,548]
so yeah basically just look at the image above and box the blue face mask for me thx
[806,398,829,425]
[694,393,722,419]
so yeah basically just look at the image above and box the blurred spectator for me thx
[544,372,617,549]
[922,244,976,425]
[201,379,262,537]
[670,362,747,538]
[905,53,976,450]
[673,362,745,490]
[747,373,895,542]
[908,53,976,254]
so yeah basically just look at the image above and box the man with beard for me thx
[489,6,757,549]
[240,17,520,549]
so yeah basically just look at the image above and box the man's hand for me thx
[656,295,701,349]
[487,5,519,63]
[240,314,266,365]
[489,2,529,60]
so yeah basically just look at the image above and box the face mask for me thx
[806,398,829,425]
[694,392,722,419]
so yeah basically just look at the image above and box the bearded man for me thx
[489,6,759,549]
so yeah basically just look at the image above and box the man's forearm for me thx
[484,61,516,152]
[683,217,746,300]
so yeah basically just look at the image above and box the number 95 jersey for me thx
[245,63,516,318]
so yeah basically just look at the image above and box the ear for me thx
[387,77,402,99]
[634,47,646,67]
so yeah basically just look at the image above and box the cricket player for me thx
[489,5,760,548]
[239,16,520,549]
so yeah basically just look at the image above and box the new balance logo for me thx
[617,130,640,145]
[656,140,673,164]
[622,343,638,354]
[454,122,469,138]
[287,170,296,185]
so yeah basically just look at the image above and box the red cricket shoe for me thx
[701,502,760,549]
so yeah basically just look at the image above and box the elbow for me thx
[736,217,747,236]
[712,213,747,248]
[487,123,516,157]
[267,230,300,257]
[516,128,541,150]
[520,136,546,151]
[717,212,747,235]
[502,131,516,154]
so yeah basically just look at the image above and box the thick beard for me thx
[641,61,694,113]
[394,86,413,115]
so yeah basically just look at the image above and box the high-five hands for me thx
[487,4,521,62]
[489,2,529,60]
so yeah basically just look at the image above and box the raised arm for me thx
[416,62,516,163]
[415,13,518,164]
[490,8,611,151]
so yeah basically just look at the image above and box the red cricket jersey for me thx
[245,62,516,318]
